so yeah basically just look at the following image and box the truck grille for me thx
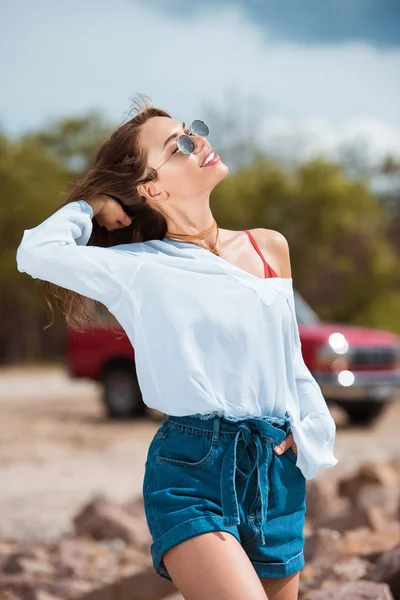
[351,347,397,367]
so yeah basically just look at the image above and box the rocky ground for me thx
[1,365,400,599]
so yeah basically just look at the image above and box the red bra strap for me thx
[243,230,278,278]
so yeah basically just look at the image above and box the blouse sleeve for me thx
[16,200,133,308]
[285,289,339,479]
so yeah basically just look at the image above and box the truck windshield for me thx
[294,292,320,325]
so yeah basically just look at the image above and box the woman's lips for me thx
[201,152,220,167]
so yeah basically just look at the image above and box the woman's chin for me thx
[208,165,229,192]
[217,161,229,178]
[201,159,229,191]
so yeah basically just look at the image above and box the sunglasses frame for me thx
[154,120,210,172]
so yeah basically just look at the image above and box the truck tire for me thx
[101,363,145,419]
[341,400,389,426]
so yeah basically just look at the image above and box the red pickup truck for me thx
[66,291,400,426]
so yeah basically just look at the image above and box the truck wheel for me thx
[101,364,145,419]
[341,401,389,426]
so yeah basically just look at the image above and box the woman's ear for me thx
[137,181,166,205]
[136,181,150,201]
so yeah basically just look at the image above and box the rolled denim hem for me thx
[150,514,305,582]
[253,549,305,579]
[150,514,241,581]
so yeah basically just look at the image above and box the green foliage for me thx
[23,111,113,173]
[0,131,72,361]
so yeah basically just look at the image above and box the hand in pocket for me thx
[273,431,297,457]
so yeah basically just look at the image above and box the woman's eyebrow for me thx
[163,122,186,150]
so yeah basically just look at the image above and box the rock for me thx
[330,556,373,582]
[367,543,400,599]
[58,536,150,584]
[73,498,152,550]
[339,462,400,522]
[302,528,343,589]
[34,592,62,600]
[305,470,398,533]
[304,528,342,567]
[302,580,394,600]
[0,592,20,600]
[355,463,400,486]
[366,507,392,532]
[389,458,400,477]
[359,486,400,522]
[0,529,157,599]
[119,546,152,569]
[300,563,318,583]
[2,554,55,578]
[341,526,400,557]
[58,537,127,580]
[312,497,364,532]
[124,497,145,518]
[0,577,92,600]
[306,478,342,520]
[58,538,117,583]
[58,537,104,580]
[78,567,177,600]
[306,477,360,531]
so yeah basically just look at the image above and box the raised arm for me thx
[16,197,134,308]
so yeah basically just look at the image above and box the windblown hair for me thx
[44,95,171,330]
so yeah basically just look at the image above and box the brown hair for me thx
[44,96,171,330]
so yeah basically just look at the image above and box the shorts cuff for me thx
[150,514,241,581]
[252,549,305,579]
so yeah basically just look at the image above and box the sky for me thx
[1,0,399,163]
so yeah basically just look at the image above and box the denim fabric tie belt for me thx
[220,417,289,546]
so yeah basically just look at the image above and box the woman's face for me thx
[137,116,229,203]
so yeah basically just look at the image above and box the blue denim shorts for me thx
[142,410,306,581]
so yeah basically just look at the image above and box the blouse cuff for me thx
[288,410,339,480]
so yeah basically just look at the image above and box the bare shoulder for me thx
[248,228,292,278]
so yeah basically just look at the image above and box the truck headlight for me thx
[328,333,349,354]
[315,333,349,370]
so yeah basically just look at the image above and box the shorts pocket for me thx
[147,426,169,459]
[284,446,298,465]
[155,423,216,468]
[143,426,169,499]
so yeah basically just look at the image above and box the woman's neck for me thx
[163,203,219,252]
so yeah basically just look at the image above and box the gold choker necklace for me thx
[165,219,220,256]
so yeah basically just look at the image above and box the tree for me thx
[0,132,73,361]
[24,111,113,173]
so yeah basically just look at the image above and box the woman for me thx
[16,98,338,600]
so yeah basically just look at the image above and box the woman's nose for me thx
[192,135,208,155]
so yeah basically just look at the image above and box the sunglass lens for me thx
[177,135,196,154]
[191,120,209,137]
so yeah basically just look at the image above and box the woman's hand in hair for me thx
[87,195,133,231]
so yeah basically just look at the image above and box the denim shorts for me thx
[142,410,306,581]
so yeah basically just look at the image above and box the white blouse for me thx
[16,200,338,479]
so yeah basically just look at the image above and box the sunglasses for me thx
[155,120,210,171]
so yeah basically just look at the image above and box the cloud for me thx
[0,0,399,162]
[142,0,400,48]
[259,116,400,164]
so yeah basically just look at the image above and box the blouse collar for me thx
[161,237,293,299]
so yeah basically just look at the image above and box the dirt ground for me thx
[1,365,399,542]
